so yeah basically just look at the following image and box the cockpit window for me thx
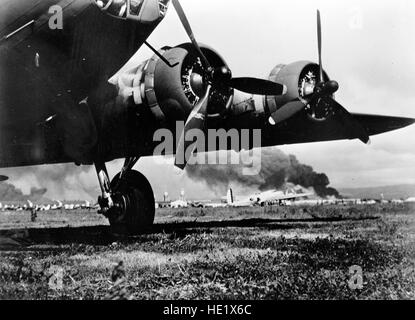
[129,0,144,16]
[158,0,169,17]
[94,0,169,22]
[94,0,127,18]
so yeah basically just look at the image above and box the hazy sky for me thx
[5,0,415,201]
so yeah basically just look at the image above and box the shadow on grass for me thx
[0,216,379,249]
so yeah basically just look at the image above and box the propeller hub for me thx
[212,66,232,83]
[189,73,205,97]
[326,80,339,94]
[314,80,339,96]
[314,81,326,95]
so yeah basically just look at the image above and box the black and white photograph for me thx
[0,0,414,304]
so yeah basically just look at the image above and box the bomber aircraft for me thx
[0,0,414,234]
[226,188,312,207]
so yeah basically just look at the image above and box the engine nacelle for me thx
[264,61,332,121]
[111,43,233,127]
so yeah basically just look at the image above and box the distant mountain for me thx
[338,184,415,200]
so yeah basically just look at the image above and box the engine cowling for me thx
[110,43,233,127]
[264,61,333,121]
[154,43,234,122]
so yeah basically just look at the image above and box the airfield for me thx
[0,203,414,300]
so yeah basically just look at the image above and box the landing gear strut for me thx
[95,159,155,235]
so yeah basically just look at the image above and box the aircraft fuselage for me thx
[0,0,161,167]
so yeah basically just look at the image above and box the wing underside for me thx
[259,111,415,148]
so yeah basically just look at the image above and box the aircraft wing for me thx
[223,109,415,148]
[264,111,415,146]
[259,192,312,203]
[274,193,313,201]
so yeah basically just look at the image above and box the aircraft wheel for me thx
[108,170,155,235]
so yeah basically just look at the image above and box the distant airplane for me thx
[64,203,75,210]
[251,189,312,206]
[51,200,63,210]
[226,188,311,207]
[170,189,188,208]
[226,188,255,207]
[27,200,34,210]
[203,201,227,208]
[81,200,92,209]
[170,199,188,208]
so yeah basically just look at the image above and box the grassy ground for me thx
[0,203,414,299]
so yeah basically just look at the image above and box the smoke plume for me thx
[2,164,99,201]
[0,148,339,202]
[185,147,339,198]
[0,182,48,202]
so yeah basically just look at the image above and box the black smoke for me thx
[0,182,48,202]
[185,148,340,198]
[2,164,99,201]
[286,155,339,198]
[28,187,48,201]
[185,149,288,194]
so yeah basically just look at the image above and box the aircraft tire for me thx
[108,170,155,235]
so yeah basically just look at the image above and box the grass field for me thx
[0,203,414,299]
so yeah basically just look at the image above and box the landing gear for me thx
[95,160,155,235]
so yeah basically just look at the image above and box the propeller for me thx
[175,85,212,169]
[171,0,211,71]
[269,98,306,124]
[270,10,369,144]
[0,175,9,182]
[172,0,285,96]
[317,10,324,83]
[172,0,286,169]
[313,9,339,99]
[227,77,287,96]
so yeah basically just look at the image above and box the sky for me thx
[4,0,415,201]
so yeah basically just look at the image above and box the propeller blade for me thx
[270,99,306,124]
[175,85,212,169]
[229,77,286,96]
[317,10,324,82]
[172,0,211,69]
[325,96,370,144]
[0,175,8,182]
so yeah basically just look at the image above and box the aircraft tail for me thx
[227,188,234,205]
